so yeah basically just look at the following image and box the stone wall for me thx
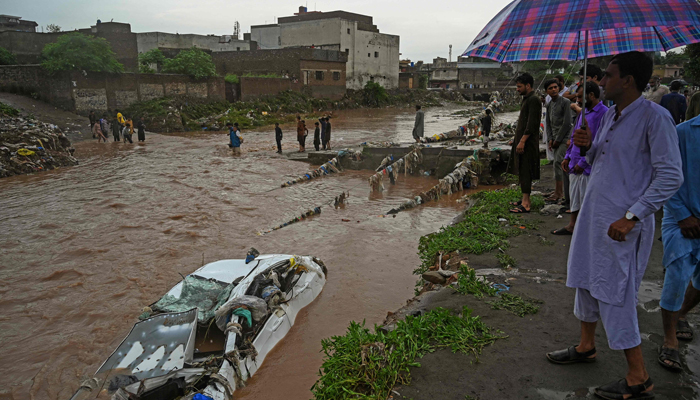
[0,65,225,114]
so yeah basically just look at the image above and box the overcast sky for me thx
[5,0,513,62]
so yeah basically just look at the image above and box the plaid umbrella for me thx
[463,0,700,61]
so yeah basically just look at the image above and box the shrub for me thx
[0,47,16,65]
[161,47,216,79]
[41,32,124,74]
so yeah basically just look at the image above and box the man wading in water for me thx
[546,51,683,400]
[508,73,541,214]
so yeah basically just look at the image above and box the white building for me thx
[251,7,400,90]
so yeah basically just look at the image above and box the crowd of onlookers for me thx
[506,51,700,398]
[88,110,146,144]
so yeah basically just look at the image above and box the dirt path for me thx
[391,167,699,400]
[0,92,91,142]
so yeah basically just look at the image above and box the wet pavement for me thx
[0,104,496,399]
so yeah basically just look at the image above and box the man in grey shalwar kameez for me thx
[546,52,683,399]
[412,104,424,142]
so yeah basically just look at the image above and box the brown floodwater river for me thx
[0,105,494,399]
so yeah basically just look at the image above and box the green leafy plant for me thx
[40,32,124,74]
[362,81,389,107]
[311,307,503,400]
[415,189,543,291]
[161,47,216,79]
[224,74,239,84]
[138,48,166,73]
[683,43,700,84]
[455,264,498,298]
[495,253,517,269]
[45,24,61,33]
[0,47,16,65]
[489,293,541,317]
[0,102,20,116]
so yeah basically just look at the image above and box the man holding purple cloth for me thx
[546,51,683,399]
[551,82,608,236]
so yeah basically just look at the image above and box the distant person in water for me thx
[274,122,283,154]
[228,122,243,155]
[323,117,332,150]
[412,104,424,142]
[137,117,146,142]
[313,121,321,151]
[112,115,121,141]
[93,116,107,142]
[122,116,134,144]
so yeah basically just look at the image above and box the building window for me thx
[374,52,379,58]
[368,53,371,57]
[347,28,351,34]
[236,47,240,51]
[333,71,340,81]
[278,37,281,45]
[315,71,324,81]
[345,48,349,54]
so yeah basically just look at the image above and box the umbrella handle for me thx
[580,31,589,157]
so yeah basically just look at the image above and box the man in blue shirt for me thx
[228,122,243,155]
[660,81,687,125]
[658,114,700,372]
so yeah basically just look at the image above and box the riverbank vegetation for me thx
[311,307,503,400]
[123,88,469,133]
[415,188,544,286]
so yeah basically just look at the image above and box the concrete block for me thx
[164,82,187,97]
[187,82,208,98]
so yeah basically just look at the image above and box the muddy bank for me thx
[0,112,79,178]
[384,167,699,400]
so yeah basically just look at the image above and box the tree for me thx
[161,47,216,79]
[362,81,388,107]
[41,32,124,73]
[45,24,61,33]
[138,48,166,73]
[0,47,16,65]
[683,44,700,84]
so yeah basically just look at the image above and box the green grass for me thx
[0,102,19,117]
[311,307,503,400]
[495,253,517,269]
[540,159,552,166]
[455,264,498,299]
[489,293,541,317]
[414,189,543,292]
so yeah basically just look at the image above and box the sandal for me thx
[508,200,522,206]
[546,345,596,364]
[551,227,573,236]
[677,319,693,341]
[594,377,654,399]
[658,347,682,372]
[509,205,530,213]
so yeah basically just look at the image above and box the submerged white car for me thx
[70,254,327,400]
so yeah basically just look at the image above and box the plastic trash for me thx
[215,295,268,330]
[233,308,253,327]
[261,285,281,300]
[193,394,214,400]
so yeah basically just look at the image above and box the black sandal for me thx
[594,377,654,399]
[677,319,693,341]
[509,205,530,213]
[546,345,596,364]
[658,347,682,372]
[551,227,573,235]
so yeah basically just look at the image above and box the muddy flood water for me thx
[0,105,501,399]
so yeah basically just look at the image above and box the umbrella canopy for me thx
[463,0,700,61]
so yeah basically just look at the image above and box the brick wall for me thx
[0,65,225,114]
[239,77,303,101]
